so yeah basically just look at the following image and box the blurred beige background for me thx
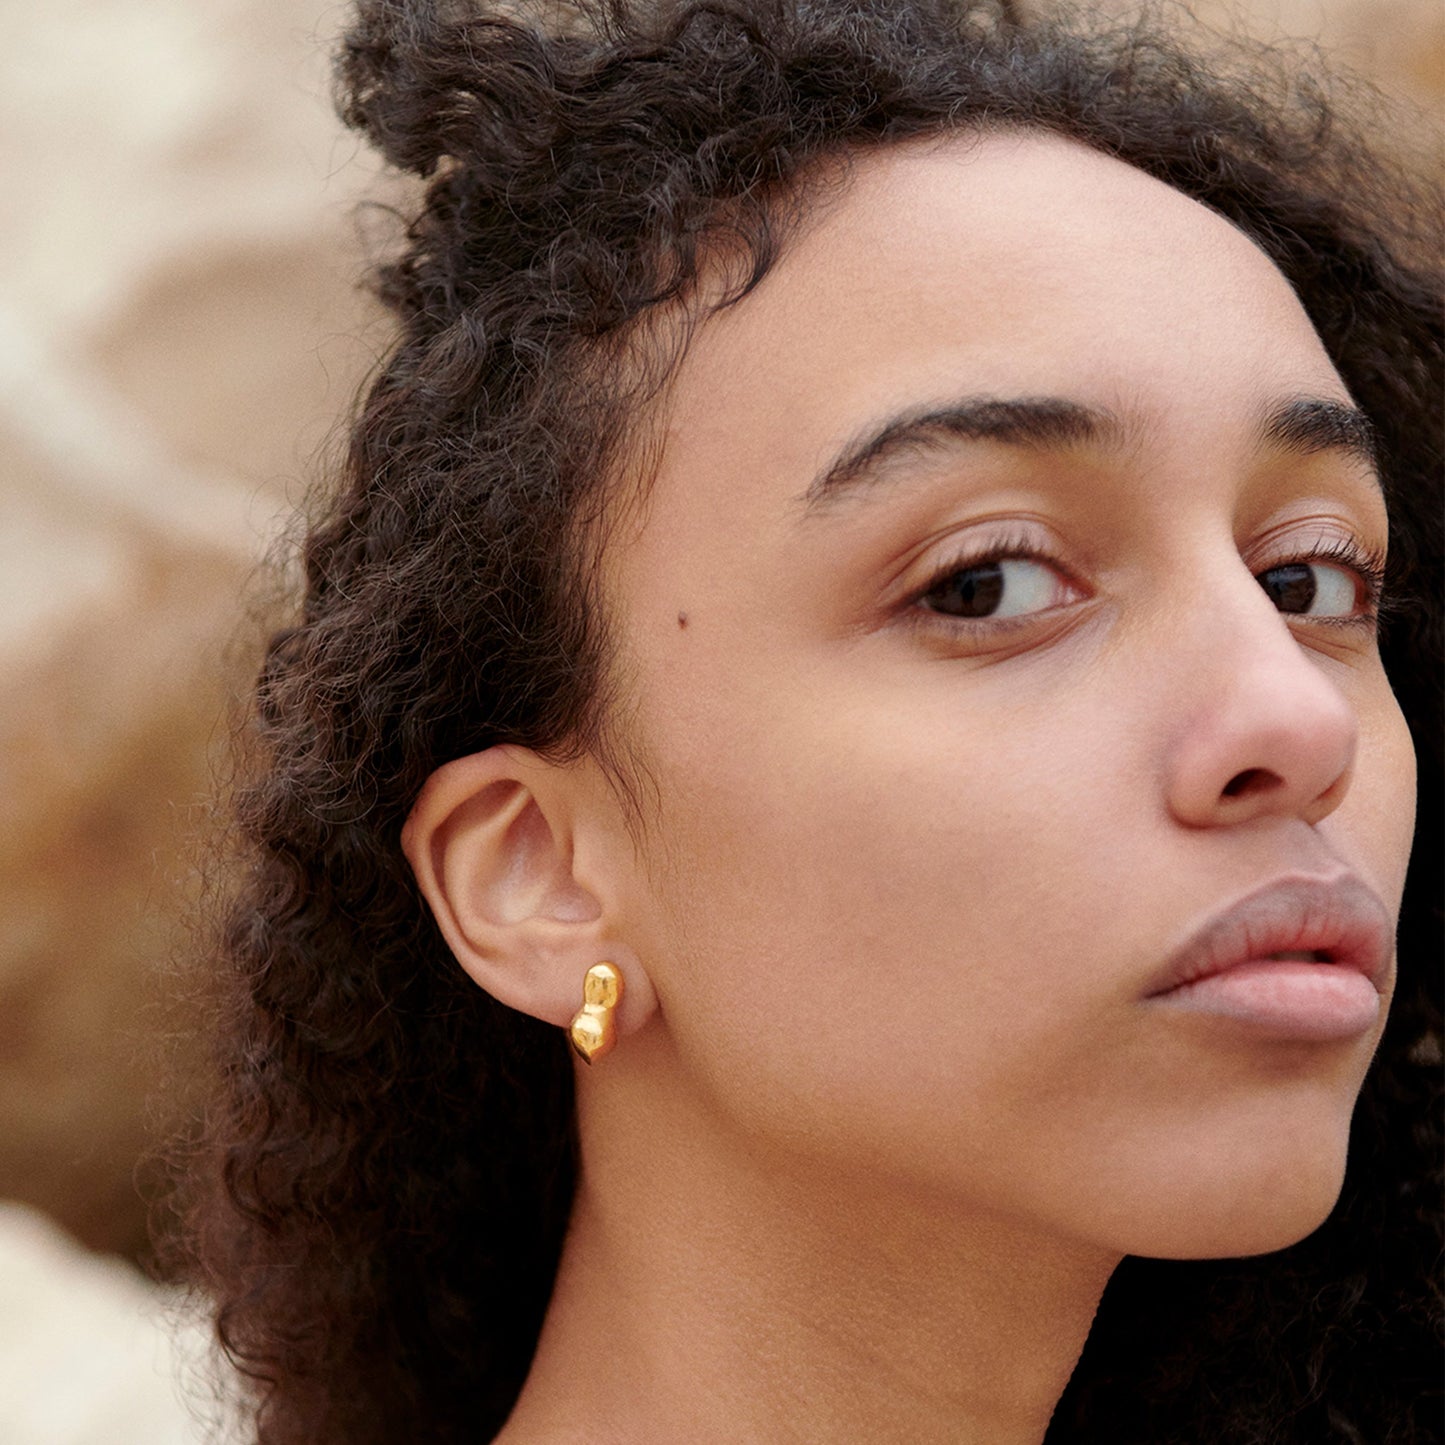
[0,0,399,1266]
[0,0,1437,1437]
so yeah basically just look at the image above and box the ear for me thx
[400,745,657,1038]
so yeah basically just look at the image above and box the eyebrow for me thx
[1260,396,1377,469]
[799,393,1379,510]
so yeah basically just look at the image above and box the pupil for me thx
[1261,563,1316,613]
[933,562,1005,617]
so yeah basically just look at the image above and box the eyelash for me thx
[908,532,1389,632]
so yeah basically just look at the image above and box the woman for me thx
[171,1,1442,1441]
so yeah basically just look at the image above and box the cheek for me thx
[1379,692,1418,872]
[1326,671,1417,907]
[626,662,1145,1176]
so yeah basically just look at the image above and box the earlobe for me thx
[401,746,657,1038]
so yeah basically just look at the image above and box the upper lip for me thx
[1144,873,1395,999]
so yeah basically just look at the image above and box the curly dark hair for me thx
[166,2,1443,1442]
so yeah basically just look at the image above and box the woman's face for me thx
[599,131,1416,1258]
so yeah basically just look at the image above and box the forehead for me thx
[639,129,1344,500]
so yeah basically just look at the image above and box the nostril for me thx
[1222,767,1283,800]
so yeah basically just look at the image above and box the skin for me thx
[404,131,1417,1444]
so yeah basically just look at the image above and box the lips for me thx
[1144,873,1394,1002]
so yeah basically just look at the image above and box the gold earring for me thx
[568,962,624,1065]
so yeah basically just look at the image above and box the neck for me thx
[497,1057,1117,1445]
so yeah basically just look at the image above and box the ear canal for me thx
[568,962,625,1064]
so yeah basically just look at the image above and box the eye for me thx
[1256,557,1372,620]
[920,555,1075,620]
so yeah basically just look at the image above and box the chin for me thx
[1058,1093,1361,1262]
[1141,1194,1345,1262]
[1119,1136,1352,1261]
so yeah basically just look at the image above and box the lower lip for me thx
[1150,961,1380,1042]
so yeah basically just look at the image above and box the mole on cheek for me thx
[677,611,689,629]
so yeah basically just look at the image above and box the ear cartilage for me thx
[568,961,624,1064]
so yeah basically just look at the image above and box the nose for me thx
[1164,568,1358,831]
